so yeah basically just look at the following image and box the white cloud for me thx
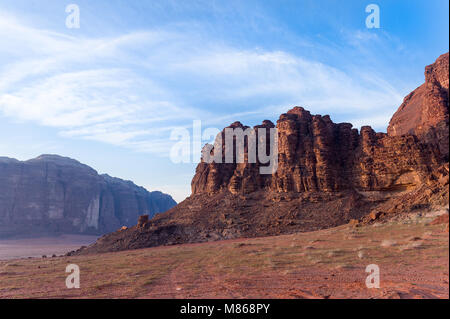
[0,68,180,126]
[0,11,405,159]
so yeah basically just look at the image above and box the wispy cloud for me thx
[0,10,406,159]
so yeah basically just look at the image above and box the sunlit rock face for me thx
[0,155,176,238]
[388,53,449,160]
[191,108,441,196]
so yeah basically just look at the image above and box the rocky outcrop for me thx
[75,53,449,255]
[191,107,441,196]
[0,155,176,238]
[388,53,449,160]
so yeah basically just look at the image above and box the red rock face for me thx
[191,120,276,195]
[191,109,441,196]
[387,53,449,160]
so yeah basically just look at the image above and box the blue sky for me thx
[0,0,448,201]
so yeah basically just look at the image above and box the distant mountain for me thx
[0,154,176,238]
[75,53,449,255]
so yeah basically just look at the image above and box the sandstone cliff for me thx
[0,155,176,238]
[75,53,449,255]
[192,107,441,196]
[388,52,449,160]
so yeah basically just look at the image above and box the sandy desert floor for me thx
[0,212,448,299]
[0,235,98,261]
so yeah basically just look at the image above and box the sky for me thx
[0,0,448,202]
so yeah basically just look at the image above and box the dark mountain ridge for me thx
[0,154,177,238]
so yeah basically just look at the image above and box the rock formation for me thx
[0,155,176,238]
[75,53,449,255]
[388,52,449,160]
[192,107,441,195]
